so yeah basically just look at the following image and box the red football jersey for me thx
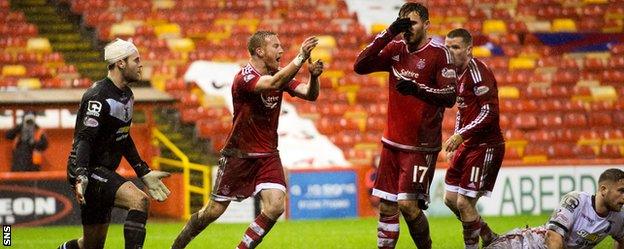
[354,31,457,151]
[454,58,504,146]
[222,63,301,157]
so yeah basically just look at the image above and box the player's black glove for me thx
[388,18,413,36]
[418,199,429,210]
[395,79,420,96]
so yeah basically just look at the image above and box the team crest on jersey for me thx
[87,100,102,117]
[222,185,230,195]
[84,117,99,127]
[474,86,490,96]
[442,68,457,79]
[244,74,255,83]
[417,58,426,69]
[261,93,280,109]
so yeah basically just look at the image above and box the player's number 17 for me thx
[413,165,428,184]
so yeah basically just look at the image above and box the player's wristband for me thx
[75,167,88,178]
[294,53,306,67]
[132,161,151,178]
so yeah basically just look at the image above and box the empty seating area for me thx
[0,0,91,89]
[2,0,623,166]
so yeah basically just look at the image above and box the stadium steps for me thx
[155,109,214,166]
[155,110,214,210]
[10,0,107,80]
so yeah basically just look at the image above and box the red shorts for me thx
[212,154,286,202]
[372,144,438,202]
[445,143,505,198]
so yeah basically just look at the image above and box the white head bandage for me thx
[104,38,138,64]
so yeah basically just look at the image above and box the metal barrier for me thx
[151,128,211,219]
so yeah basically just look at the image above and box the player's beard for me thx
[606,197,624,211]
[404,28,425,46]
[122,67,141,83]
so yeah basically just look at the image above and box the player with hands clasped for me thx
[171,31,323,249]
[354,2,457,249]
[441,28,505,249]
[58,38,171,249]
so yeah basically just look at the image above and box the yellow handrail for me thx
[151,128,211,219]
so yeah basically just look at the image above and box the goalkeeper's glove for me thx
[388,18,413,36]
[74,175,88,205]
[141,170,171,202]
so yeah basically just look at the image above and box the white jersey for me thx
[547,191,624,248]
[487,191,624,249]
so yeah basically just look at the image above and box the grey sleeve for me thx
[546,192,581,237]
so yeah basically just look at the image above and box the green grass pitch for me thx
[13,215,615,248]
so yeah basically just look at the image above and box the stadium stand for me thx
[2,0,624,170]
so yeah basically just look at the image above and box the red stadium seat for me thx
[524,86,549,99]
[584,58,607,71]
[546,86,571,98]
[538,114,563,128]
[513,113,538,130]
[588,112,613,127]
[563,113,587,127]
[499,114,512,129]
[573,145,597,159]
[525,130,557,143]
[613,111,624,126]
[504,147,522,160]
[547,143,576,159]
[589,101,614,111]
[598,145,623,159]
[555,129,580,143]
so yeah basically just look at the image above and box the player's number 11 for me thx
[413,165,428,183]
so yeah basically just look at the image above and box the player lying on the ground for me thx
[486,168,624,249]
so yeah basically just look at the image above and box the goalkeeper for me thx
[58,38,171,249]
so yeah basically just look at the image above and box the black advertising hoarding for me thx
[0,175,134,226]
[0,180,78,226]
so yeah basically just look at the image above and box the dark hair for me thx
[598,168,624,184]
[248,31,277,56]
[399,2,429,21]
[107,57,129,70]
[447,28,473,46]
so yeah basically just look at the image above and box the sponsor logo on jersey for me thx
[115,134,129,141]
[261,93,280,109]
[397,68,419,79]
[474,86,490,96]
[116,126,130,134]
[244,74,255,83]
[222,185,230,195]
[86,100,102,117]
[576,230,601,243]
[417,58,426,69]
[442,67,457,78]
[561,194,580,212]
[84,117,99,127]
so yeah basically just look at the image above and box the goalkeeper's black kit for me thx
[66,77,150,224]
[67,77,150,183]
